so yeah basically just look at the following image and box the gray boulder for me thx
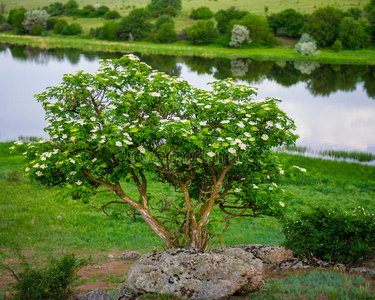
[81,289,110,300]
[119,251,142,260]
[118,248,264,300]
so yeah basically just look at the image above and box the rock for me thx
[350,267,375,277]
[81,289,110,300]
[118,248,264,300]
[222,244,295,269]
[119,251,142,260]
[108,254,115,259]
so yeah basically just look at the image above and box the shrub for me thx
[281,206,375,265]
[44,2,65,16]
[64,0,79,15]
[104,10,120,20]
[116,8,152,41]
[332,39,343,52]
[31,23,42,35]
[7,7,27,33]
[22,10,50,34]
[60,22,82,36]
[229,24,251,48]
[267,8,304,38]
[153,22,177,43]
[8,252,90,300]
[95,5,110,17]
[215,6,249,35]
[295,33,320,56]
[190,6,213,20]
[338,17,371,50]
[54,18,68,34]
[163,5,177,17]
[147,0,182,17]
[155,15,174,29]
[185,19,218,45]
[99,20,118,40]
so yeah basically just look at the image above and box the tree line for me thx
[1,0,375,51]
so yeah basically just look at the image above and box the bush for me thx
[332,39,343,52]
[99,20,118,40]
[116,8,152,41]
[163,5,177,17]
[215,6,249,34]
[294,33,320,56]
[267,8,304,38]
[8,252,90,300]
[31,23,42,35]
[153,21,177,43]
[338,17,371,50]
[104,10,120,20]
[60,22,82,35]
[190,6,213,20]
[22,10,50,34]
[185,19,218,45]
[147,0,182,17]
[54,18,68,34]
[281,206,375,265]
[95,5,110,17]
[229,24,251,48]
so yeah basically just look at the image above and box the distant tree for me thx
[338,17,371,49]
[95,5,110,17]
[238,13,278,47]
[44,2,64,16]
[63,0,79,15]
[104,10,120,20]
[155,14,174,29]
[365,0,375,41]
[0,2,6,15]
[147,0,182,17]
[190,6,213,20]
[53,18,68,34]
[345,7,362,20]
[229,24,251,48]
[215,6,248,34]
[294,33,320,56]
[61,22,82,35]
[163,5,177,17]
[303,6,344,47]
[185,19,218,45]
[8,7,27,33]
[154,22,178,43]
[332,39,342,52]
[116,8,152,41]
[23,10,50,34]
[99,20,118,40]
[267,8,304,38]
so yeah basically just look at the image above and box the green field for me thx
[2,0,367,15]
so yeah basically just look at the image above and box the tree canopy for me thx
[15,55,299,250]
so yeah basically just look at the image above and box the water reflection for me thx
[0,44,374,155]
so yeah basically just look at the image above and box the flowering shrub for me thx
[294,33,320,56]
[281,206,375,265]
[14,54,298,250]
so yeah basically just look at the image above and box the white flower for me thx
[90,127,98,133]
[293,165,307,172]
[40,157,46,161]
[14,141,23,145]
[33,163,40,168]
[220,120,230,124]
[237,121,245,128]
[77,119,85,126]
[228,148,236,155]
[137,146,146,154]
[269,187,273,190]
[9,146,15,150]
[70,159,76,164]
[25,167,30,172]
[207,152,216,157]
[108,104,116,109]
[199,121,207,126]
[261,134,269,141]
[249,121,256,125]
[234,188,242,193]
[279,201,285,207]
[56,117,63,122]
[272,182,278,187]
[239,144,246,150]
[160,119,169,123]
[235,161,243,165]
[124,140,133,145]
[266,121,274,127]
[75,180,82,186]
[244,132,251,137]
[226,137,233,141]
[279,168,284,175]
[116,141,123,147]
[150,92,161,97]
[197,158,203,163]
[253,184,258,189]
[92,158,97,162]
[204,105,211,109]
[172,116,181,122]
[40,164,47,169]
[36,171,43,177]
[52,135,58,139]
[90,117,96,121]
[70,171,77,175]
[217,137,224,141]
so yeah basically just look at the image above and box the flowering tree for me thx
[14,55,298,251]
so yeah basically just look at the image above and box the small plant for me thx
[7,251,90,300]
[281,206,375,265]
[332,39,343,52]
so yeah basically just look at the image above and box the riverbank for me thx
[1,33,375,65]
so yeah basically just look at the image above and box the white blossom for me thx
[77,119,85,126]
[90,117,96,121]
[199,121,207,126]
[266,121,274,127]
[14,141,23,145]
[138,146,146,154]
[204,105,211,109]
[108,104,116,109]
[92,158,97,162]
[150,92,161,97]
[220,120,230,124]
[33,163,40,168]
[36,171,43,177]
[75,180,82,186]
[116,141,123,147]
[70,171,77,175]
[293,165,307,172]
[253,184,258,189]
[40,164,47,169]
[70,159,76,164]
[261,134,269,141]
[234,188,242,193]
[237,121,245,128]
[207,152,216,157]
[25,167,30,172]
[124,140,133,145]
[279,201,285,207]
[228,148,236,154]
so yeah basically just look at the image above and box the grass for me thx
[1,0,366,15]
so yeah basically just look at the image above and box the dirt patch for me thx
[277,36,298,45]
